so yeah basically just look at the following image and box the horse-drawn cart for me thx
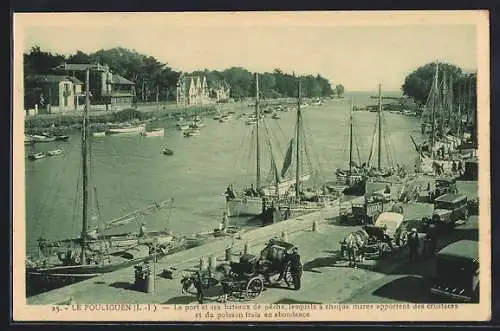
[362,212,408,259]
[180,238,297,302]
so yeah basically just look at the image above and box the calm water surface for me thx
[24,91,424,254]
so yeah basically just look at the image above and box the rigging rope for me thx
[367,114,379,165]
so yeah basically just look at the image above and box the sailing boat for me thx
[360,84,419,203]
[335,97,365,185]
[223,73,311,217]
[25,69,187,297]
[416,62,463,174]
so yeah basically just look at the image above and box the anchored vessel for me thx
[25,69,187,297]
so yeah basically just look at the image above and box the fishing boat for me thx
[183,128,200,137]
[178,124,190,131]
[31,134,57,143]
[163,148,174,156]
[25,70,188,297]
[184,226,244,248]
[271,113,281,120]
[224,74,332,218]
[335,98,366,188]
[54,135,70,141]
[219,115,230,123]
[47,149,63,156]
[28,152,46,160]
[415,62,466,174]
[141,128,165,137]
[93,131,106,137]
[190,115,205,129]
[108,124,146,135]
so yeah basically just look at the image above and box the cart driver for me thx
[287,247,303,290]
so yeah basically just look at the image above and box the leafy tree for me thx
[402,62,463,106]
[335,84,344,98]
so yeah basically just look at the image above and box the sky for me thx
[16,12,479,91]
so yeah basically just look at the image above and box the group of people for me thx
[406,220,439,263]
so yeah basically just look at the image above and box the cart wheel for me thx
[284,267,294,287]
[245,276,263,299]
[398,230,408,247]
[379,243,390,258]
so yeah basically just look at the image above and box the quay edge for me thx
[26,205,341,305]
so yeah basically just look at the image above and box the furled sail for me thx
[281,138,294,178]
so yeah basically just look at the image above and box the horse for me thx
[180,263,233,302]
[341,229,370,268]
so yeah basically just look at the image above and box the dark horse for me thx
[180,264,233,302]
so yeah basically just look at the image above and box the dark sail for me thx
[281,138,294,178]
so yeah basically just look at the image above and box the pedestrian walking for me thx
[407,228,420,263]
[194,271,204,304]
[287,246,303,290]
[425,223,438,257]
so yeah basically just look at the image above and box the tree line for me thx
[402,61,477,112]
[23,46,342,104]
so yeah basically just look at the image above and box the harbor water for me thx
[24,91,424,255]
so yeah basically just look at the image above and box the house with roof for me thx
[24,75,85,113]
[176,74,211,106]
[53,62,135,110]
[211,80,231,103]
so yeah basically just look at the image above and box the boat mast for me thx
[255,73,261,191]
[80,68,90,265]
[430,62,439,157]
[348,97,354,184]
[295,76,301,199]
[377,83,382,170]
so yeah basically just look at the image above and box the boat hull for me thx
[226,196,263,216]
[142,128,165,137]
[261,174,311,196]
[108,125,146,135]
[26,238,187,297]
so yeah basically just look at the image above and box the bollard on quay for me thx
[209,255,216,270]
[225,246,232,261]
[199,257,206,271]
[312,220,318,232]
[281,231,288,242]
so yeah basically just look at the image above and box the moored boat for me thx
[163,148,174,156]
[28,152,46,160]
[47,149,63,156]
[141,128,165,137]
[93,131,106,137]
[108,124,146,135]
[183,128,200,137]
[25,71,187,297]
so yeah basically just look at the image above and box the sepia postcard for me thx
[12,10,490,322]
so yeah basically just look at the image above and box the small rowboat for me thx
[183,129,200,137]
[141,128,165,137]
[163,148,174,156]
[47,149,63,156]
[29,152,46,160]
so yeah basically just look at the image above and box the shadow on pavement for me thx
[109,281,144,292]
[163,296,196,304]
[303,255,339,273]
[371,275,431,303]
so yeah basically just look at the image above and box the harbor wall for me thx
[24,105,218,133]
[27,205,341,305]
